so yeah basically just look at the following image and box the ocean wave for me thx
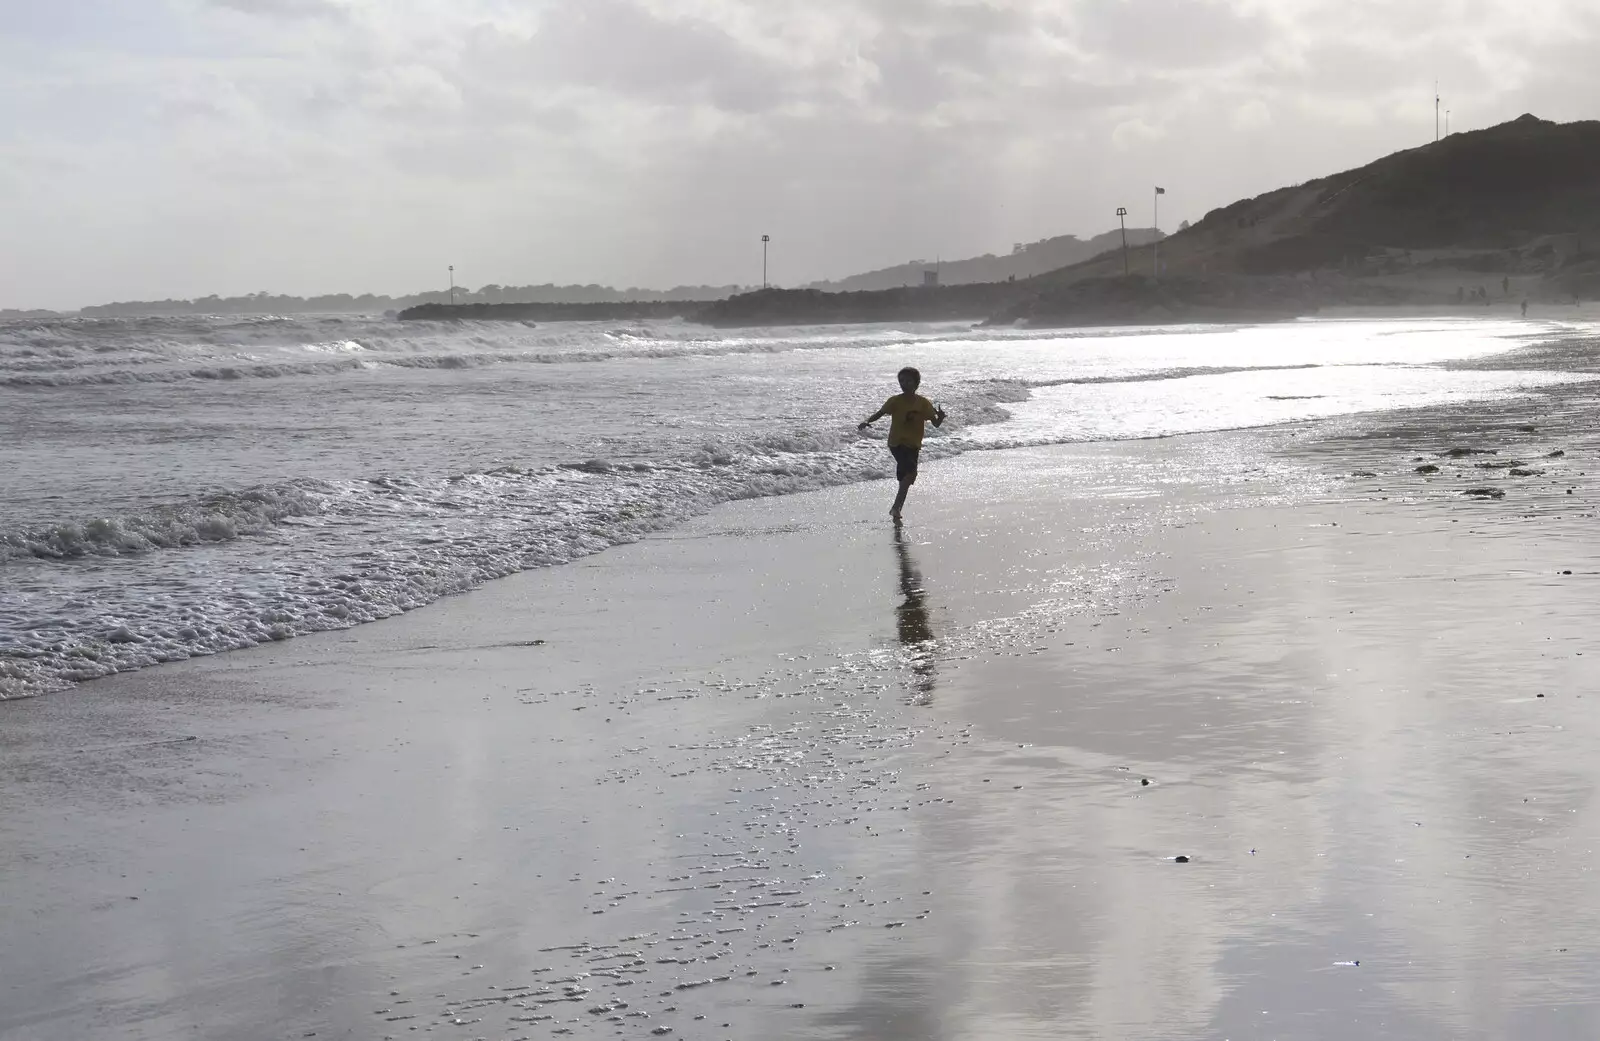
[0,484,330,562]
[1,315,1246,389]
[0,377,1028,698]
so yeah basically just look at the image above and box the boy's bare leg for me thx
[890,477,912,519]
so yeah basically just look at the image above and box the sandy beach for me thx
[8,370,1600,1041]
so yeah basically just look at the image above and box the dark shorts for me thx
[889,444,920,481]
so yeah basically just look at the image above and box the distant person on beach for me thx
[1522,299,1529,317]
[859,366,946,522]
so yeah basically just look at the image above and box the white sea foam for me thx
[1,313,1589,699]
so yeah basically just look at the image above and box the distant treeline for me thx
[399,301,703,322]
[71,283,743,318]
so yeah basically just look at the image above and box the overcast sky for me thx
[3,0,1597,309]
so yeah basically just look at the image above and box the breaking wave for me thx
[0,376,1028,698]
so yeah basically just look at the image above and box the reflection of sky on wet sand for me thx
[848,482,1600,1040]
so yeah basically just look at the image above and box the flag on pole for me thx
[1155,186,1166,195]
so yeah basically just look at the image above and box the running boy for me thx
[858,366,946,521]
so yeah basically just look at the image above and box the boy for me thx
[859,366,946,521]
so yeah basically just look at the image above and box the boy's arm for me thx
[930,403,947,427]
[858,403,890,429]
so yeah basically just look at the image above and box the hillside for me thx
[804,228,1163,292]
[1045,114,1600,296]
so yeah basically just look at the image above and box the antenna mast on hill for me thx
[1435,81,1440,142]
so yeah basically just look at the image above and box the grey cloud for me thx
[1076,0,1271,68]
[513,0,796,113]
[207,0,346,17]
[860,2,1045,111]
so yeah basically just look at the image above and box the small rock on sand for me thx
[1174,855,1191,863]
[1415,464,1440,474]
[1444,447,1497,458]
[1464,488,1505,499]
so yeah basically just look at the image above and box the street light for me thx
[1153,187,1165,278]
[449,265,455,306]
[761,235,771,289]
[1116,207,1130,276]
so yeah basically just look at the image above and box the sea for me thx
[1,313,1590,699]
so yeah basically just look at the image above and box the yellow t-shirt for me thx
[882,393,938,448]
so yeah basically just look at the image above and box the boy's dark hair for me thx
[897,366,921,392]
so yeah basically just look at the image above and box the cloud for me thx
[206,0,346,17]
[1076,0,1272,68]
[4,0,1600,308]
[514,0,792,112]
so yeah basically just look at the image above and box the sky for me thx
[3,0,1599,310]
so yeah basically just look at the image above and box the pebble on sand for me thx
[1174,855,1191,863]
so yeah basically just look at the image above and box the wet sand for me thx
[7,397,1600,1040]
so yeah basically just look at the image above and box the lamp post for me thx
[1116,207,1129,276]
[761,235,770,289]
[449,265,455,306]
[1153,186,1165,277]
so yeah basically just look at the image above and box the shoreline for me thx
[3,326,1587,709]
[10,379,1600,1037]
